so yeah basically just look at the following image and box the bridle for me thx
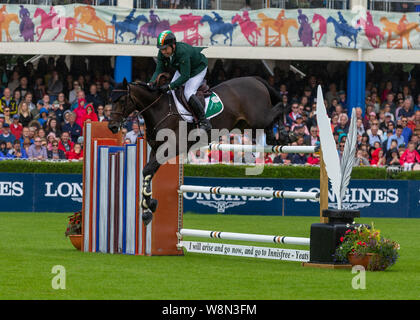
[111,82,180,134]
[111,82,163,129]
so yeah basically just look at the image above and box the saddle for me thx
[155,72,212,115]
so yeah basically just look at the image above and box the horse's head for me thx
[108,78,161,134]
[108,78,137,134]
[200,15,210,23]
[232,14,240,24]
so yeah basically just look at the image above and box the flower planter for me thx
[347,253,375,269]
[69,234,83,251]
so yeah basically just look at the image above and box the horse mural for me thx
[111,10,148,43]
[74,5,108,41]
[0,13,19,42]
[19,5,35,42]
[34,7,78,41]
[232,11,261,46]
[380,15,420,49]
[356,11,384,48]
[312,14,326,47]
[170,13,203,46]
[258,12,298,47]
[297,9,313,47]
[137,10,170,45]
[108,76,292,225]
[200,13,237,46]
[327,13,361,48]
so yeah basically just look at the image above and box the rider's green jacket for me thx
[150,42,208,90]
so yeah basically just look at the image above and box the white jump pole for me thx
[180,228,310,246]
[179,185,319,200]
[206,143,319,154]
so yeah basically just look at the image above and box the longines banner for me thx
[0,173,418,217]
[0,4,420,49]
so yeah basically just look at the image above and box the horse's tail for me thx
[254,76,281,106]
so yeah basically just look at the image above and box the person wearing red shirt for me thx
[74,98,87,128]
[66,142,84,160]
[58,131,74,154]
[82,103,98,124]
[10,114,23,139]
[400,141,420,170]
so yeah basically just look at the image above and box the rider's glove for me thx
[159,84,171,92]
[147,82,156,90]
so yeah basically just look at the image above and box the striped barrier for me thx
[179,185,320,200]
[81,122,183,256]
[206,143,319,154]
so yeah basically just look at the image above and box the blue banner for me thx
[0,173,82,213]
[0,173,418,218]
[182,177,420,219]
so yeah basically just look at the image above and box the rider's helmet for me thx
[157,30,176,49]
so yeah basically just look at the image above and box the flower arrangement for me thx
[335,223,400,271]
[65,211,82,237]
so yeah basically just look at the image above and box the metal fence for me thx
[3,0,420,12]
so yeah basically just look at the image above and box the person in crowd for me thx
[69,80,81,105]
[81,103,98,125]
[333,113,349,135]
[86,83,104,111]
[46,132,56,151]
[58,131,74,154]
[37,107,49,127]
[65,142,83,160]
[125,121,143,144]
[354,149,370,166]
[103,104,112,121]
[387,125,405,150]
[99,80,112,105]
[0,122,16,144]
[62,112,82,143]
[303,126,319,146]
[399,141,420,171]
[27,136,47,160]
[397,97,415,121]
[44,117,61,138]
[74,98,87,128]
[0,87,18,115]
[47,138,66,160]
[96,105,106,122]
[286,102,300,126]
[400,116,412,145]
[7,139,27,159]
[10,114,22,140]
[2,106,12,125]
[31,100,44,119]
[47,70,63,103]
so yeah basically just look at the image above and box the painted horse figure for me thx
[108,76,291,225]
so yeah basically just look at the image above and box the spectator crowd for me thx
[0,56,419,171]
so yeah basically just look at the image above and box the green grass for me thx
[0,212,419,300]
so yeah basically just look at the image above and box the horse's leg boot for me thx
[188,94,212,134]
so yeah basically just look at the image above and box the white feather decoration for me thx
[339,108,358,206]
[315,85,342,209]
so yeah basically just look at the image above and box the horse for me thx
[312,14,326,47]
[0,13,19,42]
[231,13,261,46]
[34,8,77,41]
[74,5,108,41]
[379,16,420,49]
[111,14,148,43]
[200,14,237,46]
[326,16,361,48]
[108,76,291,225]
[356,16,384,48]
[257,13,298,47]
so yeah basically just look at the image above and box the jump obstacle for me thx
[81,122,345,264]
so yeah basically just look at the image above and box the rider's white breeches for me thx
[171,67,207,101]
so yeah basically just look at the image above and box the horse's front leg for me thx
[141,150,161,225]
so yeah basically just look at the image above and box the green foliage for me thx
[335,224,400,271]
[65,211,82,237]
[0,160,83,174]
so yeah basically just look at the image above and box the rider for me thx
[149,30,212,133]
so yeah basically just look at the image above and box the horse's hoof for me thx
[148,199,158,212]
[142,210,153,226]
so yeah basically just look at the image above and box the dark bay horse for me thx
[108,76,290,225]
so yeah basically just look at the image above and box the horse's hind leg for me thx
[141,150,161,225]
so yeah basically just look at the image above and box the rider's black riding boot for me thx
[188,94,212,134]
